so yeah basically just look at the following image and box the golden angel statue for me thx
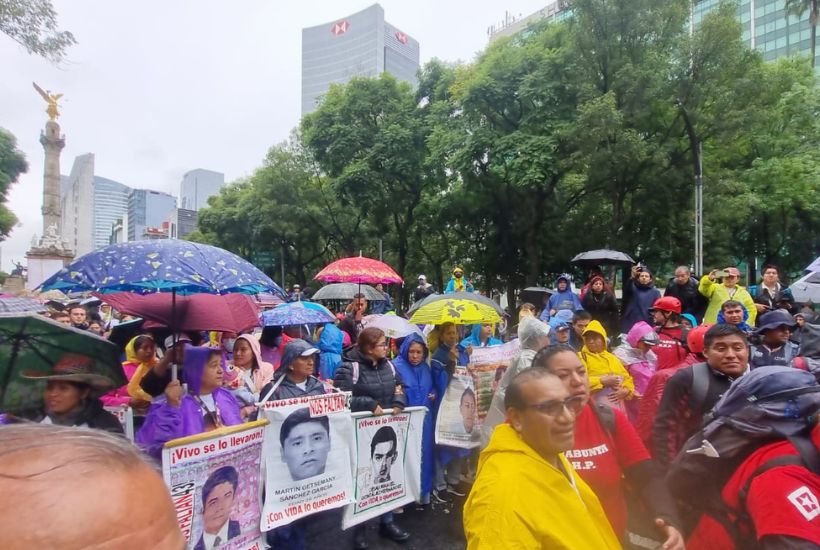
[33,82,63,121]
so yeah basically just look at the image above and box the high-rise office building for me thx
[167,208,198,239]
[489,0,820,67]
[301,4,420,114]
[60,153,131,256]
[179,169,225,211]
[127,189,176,242]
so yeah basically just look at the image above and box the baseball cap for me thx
[724,267,741,277]
[418,274,426,280]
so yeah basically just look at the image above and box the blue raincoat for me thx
[716,308,754,333]
[393,334,435,497]
[317,323,344,380]
[541,274,583,321]
[460,324,503,348]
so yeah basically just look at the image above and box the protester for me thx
[463,368,621,549]
[15,354,123,433]
[651,324,749,466]
[613,321,659,422]
[52,310,71,325]
[317,322,345,380]
[681,313,697,329]
[753,264,794,315]
[664,266,707,322]
[139,333,193,397]
[101,334,154,408]
[137,346,243,458]
[345,293,368,336]
[260,339,324,401]
[650,296,690,371]
[568,310,592,350]
[579,267,614,300]
[370,283,394,314]
[0,424,184,549]
[445,266,474,293]
[413,274,436,303]
[579,320,635,411]
[288,284,305,302]
[482,316,551,447]
[548,313,572,346]
[518,302,537,319]
[534,346,684,549]
[392,333,435,506]
[749,309,799,369]
[699,267,757,325]
[67,304,89,330]
[541,274,582,321]
[225,334,275,417]
[333,327,409,547]
[621,265,662,334]
[717,299,754,333]
[87,320,103,336]
[259,325,284,369]
[581,275,619,336]
[460,323,502,348]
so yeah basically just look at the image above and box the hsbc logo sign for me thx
[395,31,408,44]
[331,20,350,36]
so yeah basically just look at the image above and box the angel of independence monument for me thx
[26,83,74,291]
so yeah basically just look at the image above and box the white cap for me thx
[418,274,426,280]
[164,334,192,349]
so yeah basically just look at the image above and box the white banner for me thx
[162,420,267,550]
[259,392,354,530]
[341,406,426,529]
[104,405,134,441]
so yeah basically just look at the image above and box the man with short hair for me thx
[570,311,592,351]
[664,266,707,322]
[650,296,690,370]
[464,368,620,549]
[195,466,241,550]
[0,424,184,549]
[652,324,750,466]
[750,309,799,369]
[68,305,88,330]
[52,311,72,325]
[718,300,753,333]
[280,408,331,482]
[369,426,398,485]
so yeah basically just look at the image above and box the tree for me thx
[0,0,75,63]
[0,128,27,240]
[785,0,819,67]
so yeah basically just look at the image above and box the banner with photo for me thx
[259,392,354,531]
[435,341,519,449]
[341,406,426,529]
[162,420,267,550]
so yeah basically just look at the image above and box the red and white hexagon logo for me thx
[395,31,408,44]
[331,20,350,36]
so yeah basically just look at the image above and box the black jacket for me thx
[581,291,619,337]
[15,399,124,434]
[664,278,708,322]
[334,348,407,413]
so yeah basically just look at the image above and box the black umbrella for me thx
[571,249,635,266]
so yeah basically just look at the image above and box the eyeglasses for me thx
[375,342,389,348]
[525,395,585,417]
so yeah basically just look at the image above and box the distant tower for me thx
[40,119,65,234]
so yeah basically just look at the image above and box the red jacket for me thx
[635,353,700,447]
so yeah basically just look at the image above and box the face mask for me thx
[223,338,236,353]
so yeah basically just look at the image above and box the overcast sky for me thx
[0,0,548,272]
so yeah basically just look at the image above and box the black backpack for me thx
[667,366,820,546]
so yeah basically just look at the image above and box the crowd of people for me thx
[2,261,819,549]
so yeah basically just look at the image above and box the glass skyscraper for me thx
[301,4,420,115]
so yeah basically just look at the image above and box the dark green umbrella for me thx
[0,313,126,412]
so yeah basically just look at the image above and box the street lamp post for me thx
[676,100,704,276]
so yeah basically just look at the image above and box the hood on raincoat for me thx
[625,321,659,348]
[681,313,698,328]
[518,316,551,351]
[555,273,572,289]
[549,309,574,329]
[183,345,222,395]
[461,324,503,348]
[582,319,609,346]
[318,323,345,355]
[716,306,751,329]
[398,333,429,364]
[235,334,266,371]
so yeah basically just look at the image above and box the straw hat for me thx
[22,354,114,392]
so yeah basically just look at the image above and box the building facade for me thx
[167,208,198,239]
[60,153,131,256]
[301,3,420,114]
[127,189,176,242]
[179,168,225,211]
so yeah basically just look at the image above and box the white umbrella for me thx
[791,271,820,304]
[362,314,425,341]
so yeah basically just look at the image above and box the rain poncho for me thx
[482,317,548,448]
[317,323,345,380]
[392,334,435,497]
[464,424,621,550]
[579,320,635,396]
[136,346,243,458]
[699,275,757,325]
[445,267,474,293]
[460,324,503,348]
[541,274,583,321]
[102,336,154,406]
[613,322,657,397]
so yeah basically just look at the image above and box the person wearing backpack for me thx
[650,296,691,371]
[749,309,799,369]
[533,345,685,550]
[668,366,820,549]
[651,324,750,467]
[333,327,409,549]
[792,319,820,381]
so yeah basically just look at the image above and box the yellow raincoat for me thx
[124,337,156,402]
[464,424,621,550]
[579,320,635,395]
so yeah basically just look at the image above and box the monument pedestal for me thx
[2,275,26,295]
[25,228,74,291]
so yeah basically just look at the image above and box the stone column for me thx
[39,120,65,234]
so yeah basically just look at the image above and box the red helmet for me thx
[649,296,682,314]
[687,324,712,355]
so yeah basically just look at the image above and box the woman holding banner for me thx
[334,327,410,549]
[136,346,243,458]
[226,334,275,418]
[392,333,435,508]
[259,339,324,402]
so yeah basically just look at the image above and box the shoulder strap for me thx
[591,403,617,438]
[690,362,711,413]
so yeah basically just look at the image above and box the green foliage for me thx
[0,127,26,240]
[0,0,76,63]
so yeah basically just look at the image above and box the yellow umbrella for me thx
[408,297,501,325]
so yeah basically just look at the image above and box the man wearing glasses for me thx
[464,367,621,549]
[699,267,757,325]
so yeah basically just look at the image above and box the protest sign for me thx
[469,340,519,419]
[162,420,267,550]
[342,406,426,529]
[259,392,354,531]
[104,405,134,441]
